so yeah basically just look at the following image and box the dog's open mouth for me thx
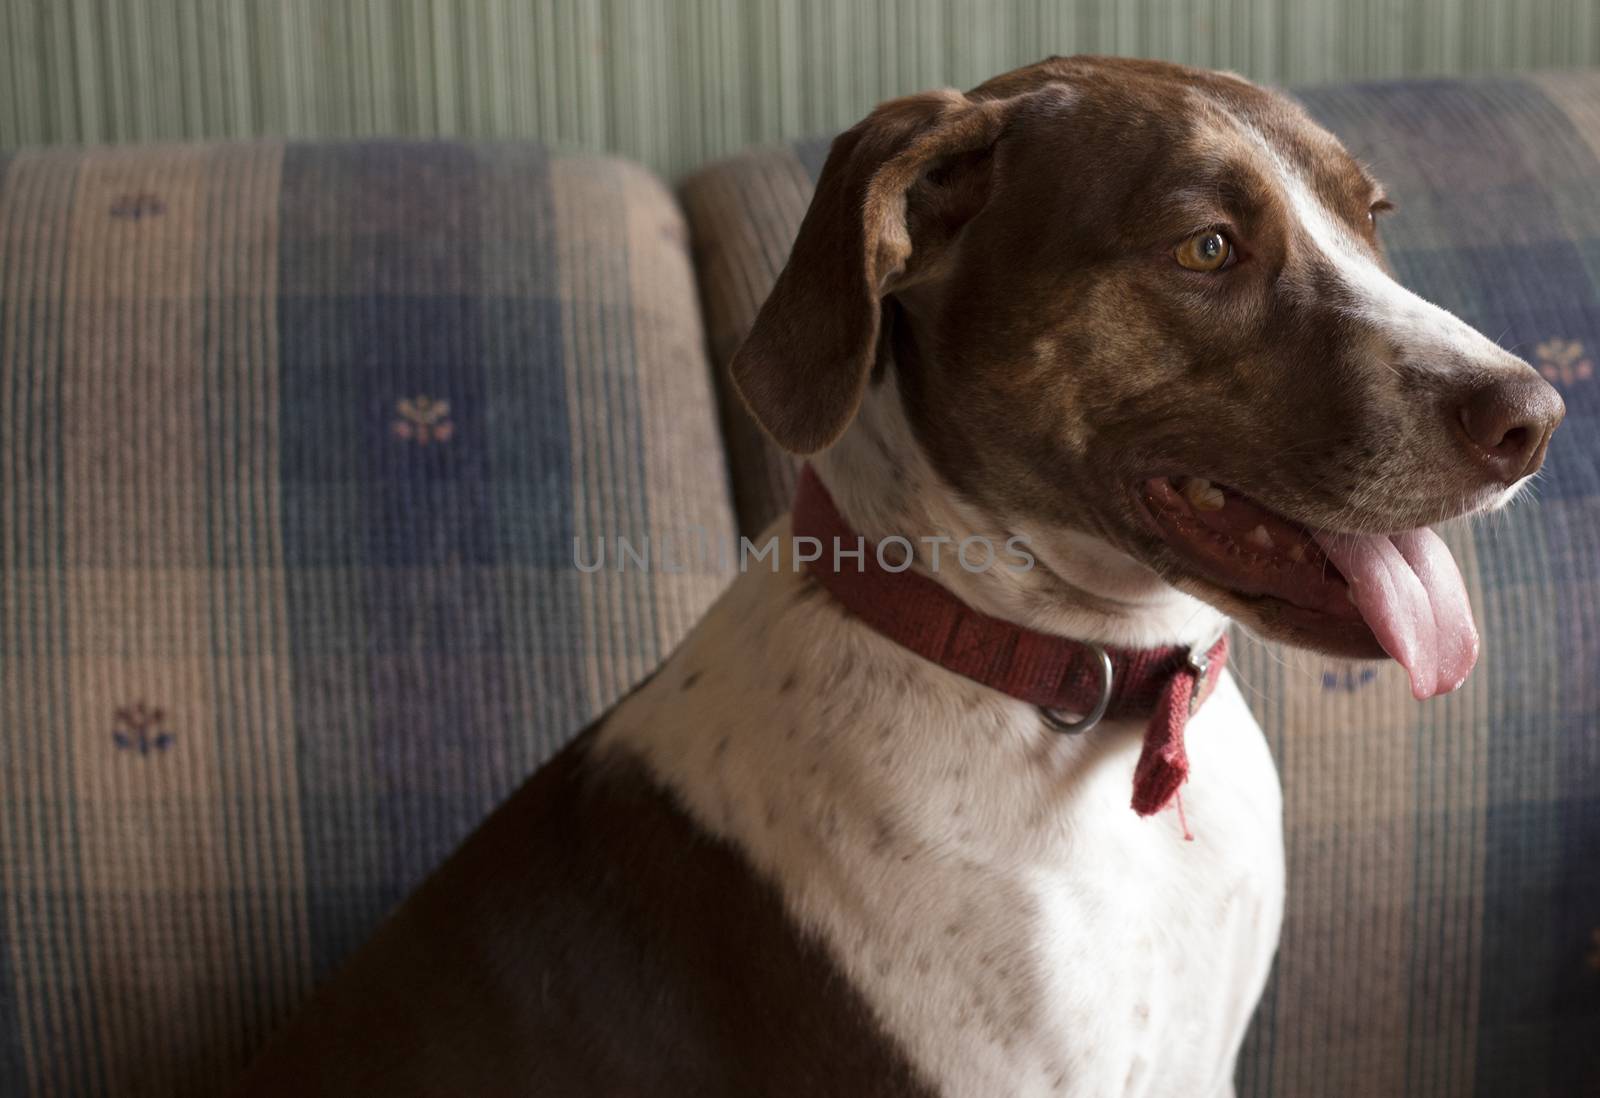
[1140,476,1479,699]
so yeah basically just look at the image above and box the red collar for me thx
[791,464,1228,821]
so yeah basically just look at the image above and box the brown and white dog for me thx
[233,57,1563,1097]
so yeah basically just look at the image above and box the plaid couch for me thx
[2,72,1597,1097]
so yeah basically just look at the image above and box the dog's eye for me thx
[1368,198,1396,225]
[1175,231,1234,272]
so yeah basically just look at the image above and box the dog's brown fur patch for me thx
[231,724,935,1097]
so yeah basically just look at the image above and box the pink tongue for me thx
[1312,528,1480,699]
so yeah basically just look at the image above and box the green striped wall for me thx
[3,0,1599,178]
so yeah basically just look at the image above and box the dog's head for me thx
[732,56,1564,698]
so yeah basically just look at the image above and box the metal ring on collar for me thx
[1039,646,1114,735]
[1186,642,1213,715]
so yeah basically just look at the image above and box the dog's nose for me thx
[1455,375,1565,483]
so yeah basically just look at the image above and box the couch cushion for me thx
[0,141,734,1096]
[682,72,1600,1098]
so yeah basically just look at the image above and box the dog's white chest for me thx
[802,679,1282,1098]
[604,565,1284,1097]
[1016,682,1285,1097]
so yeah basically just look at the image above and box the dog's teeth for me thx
[1347,586,1359,605]
[1288,543,1306,562]
[1246,524,1274,550]
[1182,477,1226,512]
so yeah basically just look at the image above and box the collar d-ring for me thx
[1186,628,1226,715]
[1040,645,1114,735]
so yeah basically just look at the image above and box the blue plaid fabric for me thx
[0,142,734,1095]
[681,71,1600,1097]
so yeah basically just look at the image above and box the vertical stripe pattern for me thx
[3,1,1600,180]
[1,148,105,1098]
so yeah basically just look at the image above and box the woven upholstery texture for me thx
[681,72,1600,1097]
[0,141,734,1096]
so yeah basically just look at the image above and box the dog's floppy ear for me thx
[730,90,1019,455]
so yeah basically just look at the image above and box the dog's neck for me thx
[810,372,1228,653]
